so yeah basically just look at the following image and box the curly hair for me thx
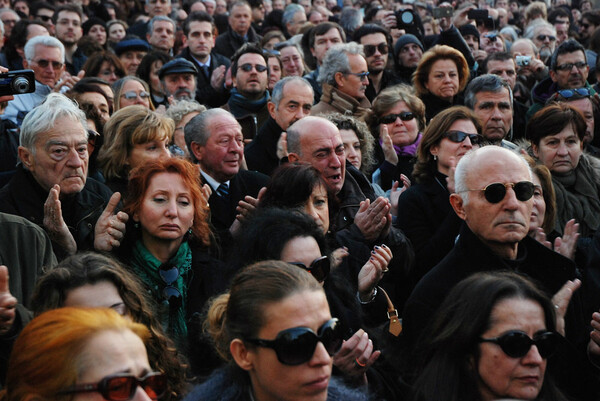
[412,45,470,97]
[325,113,377,174]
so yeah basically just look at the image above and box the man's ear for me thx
[334,71,344,87]
[288,152,300,162]
[549,69,557,83]
[18,146,34,170]
[190,141,204,162]
[22,59,29,69]
[267,101,277,119]
[449,193,467,221]
[230,338,254,371]
[146,32,152,42]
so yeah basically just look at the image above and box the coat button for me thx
[87,223,92,229]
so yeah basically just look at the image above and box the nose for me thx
[503,186,520,210]
[305,203,320,221]
[159,145,171,159]
[165,199,178,216]
[66,147,85,168]
[308,341,333,366]
[522,344,544,365]
[556,141,569,155]
[462,136,473,148]
[132,385,154,401]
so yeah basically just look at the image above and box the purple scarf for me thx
[380,132,422,157]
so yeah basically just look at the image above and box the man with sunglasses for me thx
[579,10,600,48]
[30,1,55,35]
[529,22,556,65]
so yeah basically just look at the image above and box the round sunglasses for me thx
[479,330,560,359]
[443,130,483,146]
[58,372,167,401]
[462,181,535,204]
[245,318,343,365]
[289,256,330,282]
[379,111,415,125]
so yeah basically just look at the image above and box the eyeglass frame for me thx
[57,372,167,401]
[30,58,64,70]
[121,90,151,100]
[554,61,588,72]
[459,181,535,204]
[363,42,389,57]
[344,71,370,81]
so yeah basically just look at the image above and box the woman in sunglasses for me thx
[186,260,368,401]
[366,84,426,190]
[3,307,168,401]
[410,271,565,401]
[396,106,483,283]
[112,76,155,111]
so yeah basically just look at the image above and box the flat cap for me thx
[114,38,151,56]
[158,58,198,79]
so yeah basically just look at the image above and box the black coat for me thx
[213,25,262,59]
[365,69,403,104]
[419,92,463,123]
[176,49,231,108]
[244,116,282,176]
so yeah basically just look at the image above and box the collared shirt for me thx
[193,54,212,69]
[200,168,230,192]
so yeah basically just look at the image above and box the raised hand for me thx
[94,192,129,251]
[44,184,77,255]
[0,266,17,335]
[554,219,579,260]
[389,174,411,217]
[354,197,392,242]
[552,279,581,336]
[380,124,398,166]
[358,244,393,301]
[333,329,381,383]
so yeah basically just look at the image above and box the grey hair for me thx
[282,3,304,26]
[286,120,302,155]
[185,108,235,163]
[510,38,539,56]
[20,93,88,151]
[464,74,513,110]
[0,19,4,37]
[339,8,363,36]
[147,15,175,35]
[318,42,364,86]
[146,0,171,5]
[24,35,65,63]
[165,99,207,126]
[271,76,314,109]
[525,20,555,40]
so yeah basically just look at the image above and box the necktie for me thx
[202,64,210,80]
[216,183,229,198]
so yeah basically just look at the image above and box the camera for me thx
[0,70,35,96]
[395,9,424,38]
[516,55,531,67]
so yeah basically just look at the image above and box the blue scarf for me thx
[227,88,270,118]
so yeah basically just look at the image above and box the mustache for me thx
[174,88,194,98]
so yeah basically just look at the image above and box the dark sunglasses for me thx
[379,111,415,125]
[479,330,560,359]
[245,318,343,365]
[555,61,587,71]
[550,87,592,101]
[58,372,167,401]
[159,263,182,308]
[443,130,483,145]
[363,42,389,57]
[581,23,590,29]
[32,59,63,70]
[36,14,53,22]
[466,181,535,204]
[238,63,268,72]
[345,71,370,80]
[536,34,556,42]
[289,256,330,282]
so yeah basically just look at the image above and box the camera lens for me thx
[401,10,413,24]
[12,76,30,94]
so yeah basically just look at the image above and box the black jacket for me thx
[213,25,262,59]
[420,91,463,123]
[176,48,231,108]
[244,116,282,176]
[365,69,402,103]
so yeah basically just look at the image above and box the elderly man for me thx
[401,146,597,399]
[245,76,314,176]
[159,58,198,101]
[222,43,270,141]
[146,15,176,54]
[0,8,18,39]
[528,39,593,119]
[53,4,85,75]
[282,3,305,37]
[510,38,548,89]
[528,22,557,65]
[0,94,127,259]
[214,1,261,58]
[311,42,371,119]
[185,108,268,249]
[128,0,172,39]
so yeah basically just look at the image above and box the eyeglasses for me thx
[555,61,587,71]
[35,14,53,22]
[463,181,535,204]
[289,256,330,282]
[245,318,343,365]
[536,34,556,42]
[238,63,268,73]
[479,330,559,359]
[58,372,167,401]
[263,49,281,56]
[121,91,150,100]
[550,87,592,101]
[581,23,590,29]
[345,71,370,81]
[443,130,484,145]
[363,43,389,57]
[32,59,63,70]
[379,111,415,125]
[158,263,182,308]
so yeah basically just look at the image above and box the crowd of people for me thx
[1,0,600,399]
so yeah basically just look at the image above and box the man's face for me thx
[216,0,227,14]
[311,28,343,66]
[299,0,311,13]
[473,88,513,143]
[162,73,196,100]
[272,0,284,10]
[79,92,110,123]
[35,8,56,34]
[568,97,595,144]
[532,27,556,58]
[550,51,589,89]
[193,114,244,182]
[486,59,517,89]
[336,53,369,100]
[24,45,64,87]
[54,11,82,46]
[286,10,307,36]
[397,43,422,69]
[186,21,214,60]
[555,23,569,45]
[252,3,265,22]
[480,34,504,54]
[495,0,508,9]
[147,20,175,52]
[463,34,479,53]
[268,81,313,130]
[19,116,89,196]
[145,0,172,17]
[119,50,147,76]
[0,10,18,37]
[580,18,596,40]
[360,33,389,74]
[229,4,251,36]
[233,53,268,98]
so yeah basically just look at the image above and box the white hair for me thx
[24,35,65,63]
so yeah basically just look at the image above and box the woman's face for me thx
[264,37,282,50]
[425,58,460,101]
[134,172,195,245]
[73,330,153,401]
[477,298,548,401]
[430,119,479,176]
[532,125,583,174]
[97,61,120,85]
[381,101,420,147]
[301,184,329,233]
[281,236,323,269]
[529,173,546,233]
[127,138,170,171]
[280,46,304,77]
[339,129,362,170]
[149,61,164,95]
[64,280,127,316]
[79,92,110,123]
[120,80,151,109]
[108,23,126,43]
[88,24,107,46]
[268,57,282,91]
[244,289,333,401]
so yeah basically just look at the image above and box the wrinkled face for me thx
[134,172,194,244]
[147,20,175,52]
[233,53,268,98]
[88,24,107,45]
[55,11,82,46]
[430,119,479,176]
[360,33,388,74]
[280,46,304,77]
[229,4,251,36]
[97,61,120,85]
[243,290,332,401]
[268,57,282,91]
[568,97,594,144]
[163,73,196,100]
[302,184,330,233]
[186,21,214,60]
[194,114,244,182]
[336,53,369,100]
[146,0,172,17]
[473,89,513,143]
[550,51,589,89]
[270,81,313,130]
[120,51,147,76]
[425,59,459,101]
[20,116,88,196]
[120,80,151,109]
[463,34,479,52]
[532,27,556,55]
[311,28,343,65]
[287,10,307,36]
[528,173,546,233]
[108,23,126,43]
[477,298,548,401]
[532,125,583,174]
[25,45,64,87]
[64,281,127,316]
[381,101,420,147]
[127,138,170,171]
[79,92,110,123]
[486,59,517,89]
[0,10,17,37]
[339,129,361,171]
[398,43,422,69]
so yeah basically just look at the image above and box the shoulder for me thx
[0,212,46,238]
[184,367,250,401]
[83,177,114,200]
[327,377,371,401]
[235,169,270,186]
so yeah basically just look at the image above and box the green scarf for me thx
[131,240,192,346]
